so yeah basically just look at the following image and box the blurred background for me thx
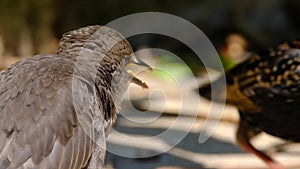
[2,0,300,70]
[1,0,300,168]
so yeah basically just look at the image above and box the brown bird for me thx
[0,25,150,169]
[199,41,300,169]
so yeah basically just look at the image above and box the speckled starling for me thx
[0,25,149,169]
[199,41,300,169]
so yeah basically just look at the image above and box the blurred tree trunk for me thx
[0,34,4,59]
[19,27,33,57]
[0,0,56,57]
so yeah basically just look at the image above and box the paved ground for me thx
[104,70,300,169]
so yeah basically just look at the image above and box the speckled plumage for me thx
[0,25,143,169]
[199,41,300,169]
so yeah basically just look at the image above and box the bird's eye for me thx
[124,56,132,64]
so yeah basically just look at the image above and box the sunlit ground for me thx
[106,53,300,169]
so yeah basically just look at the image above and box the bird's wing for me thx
[0,54,107,169]
[226,47,300,111]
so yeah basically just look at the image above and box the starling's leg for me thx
[236,117,285,169]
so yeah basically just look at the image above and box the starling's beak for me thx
[126,56,152,89]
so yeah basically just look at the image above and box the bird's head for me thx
[109,51,151,115]
[57,25,152,88]
[198,75,227,103]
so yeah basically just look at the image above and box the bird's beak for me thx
[198,76,227,103]
[129,57,153,71]
[126,57,152,89]
[127,70,149,89]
